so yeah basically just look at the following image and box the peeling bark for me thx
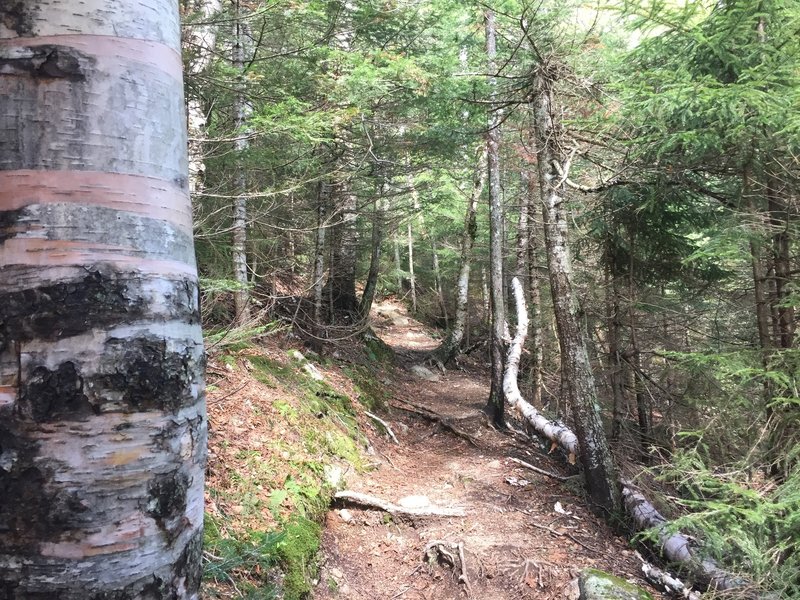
[0,2,205,597]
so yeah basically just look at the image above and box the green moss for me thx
[343,365,389,411]
[364,334,394,363]
[203,514,282,599]
[580,569,654,600]
[248,355,297,387]
[277,515,322,600]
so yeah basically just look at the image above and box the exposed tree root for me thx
[389,399,482,447]
[500,553,554,590]
[334,491,466,517]
[424,540,472,596]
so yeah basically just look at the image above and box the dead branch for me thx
[508,457,572,482]
[365,411,400,445]
[334,491,466,517]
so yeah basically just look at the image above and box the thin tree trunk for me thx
[232,1,251,325]
[627,227,651,455]
[531,68,619,515]
[407,219,417,313]
[312,181,330,351]
[606,262,627,443]
[360,196,385,318]
[0,2,206,596]
[526,176,545,408]
[432,147,487,365]
[393,233,403,294]
[485,9,506,426]
[185,0,222,200]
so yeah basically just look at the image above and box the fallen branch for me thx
[424,540,472,595]
[365,411,400,445]
[335,491,466,517]
[508,456,572,482]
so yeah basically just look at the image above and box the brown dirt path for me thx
[314,299,661,600]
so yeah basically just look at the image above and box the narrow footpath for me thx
[314,298,662,600]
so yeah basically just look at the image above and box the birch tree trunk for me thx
[485,9,506,425]
[432,148,486,365]
[407,219,417,313]
[232,1,251,325]
[184,0,222,199]
[531,68,619,514]
[0,2,206,597]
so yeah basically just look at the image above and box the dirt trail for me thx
[314,299,659,600]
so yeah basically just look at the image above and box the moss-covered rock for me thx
[579,569,654,600]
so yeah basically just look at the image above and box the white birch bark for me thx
[232,3,252,324]
[0,2,205,598]
[184,0,222,199]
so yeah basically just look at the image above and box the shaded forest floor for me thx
[312,298,661,600]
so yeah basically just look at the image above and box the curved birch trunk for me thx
[0,2,206,597]
[505,279,578,462]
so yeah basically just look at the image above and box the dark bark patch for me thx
[0,3,36,37]
[0,209,24,244]
[173,527,204,595]
[19,362,95,423]
[146,471,189,522]
[97,337,200,412]
[0,45,89,81]
[0,268,144,352]
[0,429,67,550]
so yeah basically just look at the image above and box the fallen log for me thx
[334,490,466,517]
[504,277,752,597]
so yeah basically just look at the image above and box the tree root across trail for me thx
[313,298,667,600]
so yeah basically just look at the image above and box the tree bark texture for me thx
[531,69,619,515]
[232,3,251,324]
[0,2,206,598]
[524,168,545,407]
[312,180,330,349]
[432,148,486,365]
[485,9,506,426]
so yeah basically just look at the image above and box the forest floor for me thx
[312,298,663,600]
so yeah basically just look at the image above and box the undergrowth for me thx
[645,443,800,596]
[203,345,377,599]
